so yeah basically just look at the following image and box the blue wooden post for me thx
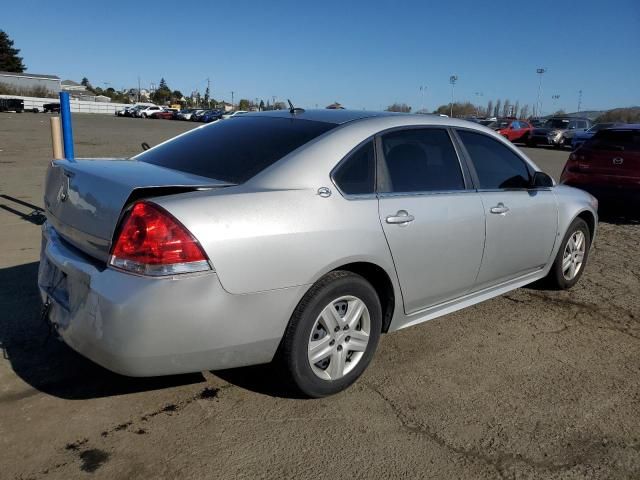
[59,92,75,161]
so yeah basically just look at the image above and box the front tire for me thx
[546,218,590,289]
[280,271,382,397]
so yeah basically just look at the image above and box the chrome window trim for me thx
[378,189,478,199]
[475,187,554,194]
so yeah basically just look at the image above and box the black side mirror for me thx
[531,171,554,188]
[141,142,150,151]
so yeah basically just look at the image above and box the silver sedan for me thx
[39,110,597,397]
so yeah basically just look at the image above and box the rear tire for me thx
[279,271,382,398]
[545,218,590,289]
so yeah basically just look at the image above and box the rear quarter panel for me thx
[154,186,398,295]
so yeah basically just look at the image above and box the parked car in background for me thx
[0,98,25,113]
[571,123,625,150]
[201,109,224,123]
[138,106,163,118]
[221,110,248,119]
[150,109,178,120]
[43,102,61,113]
[528,117,592,148]
[489,118,532,143]
[176,109,196,120]
[529,118,546,128]
[561,124,640,204]
[188,109,205,121]
[39,110,597,397]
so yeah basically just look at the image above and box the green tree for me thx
[204,86,210,107]
[81,77,90,87]
[386,103,412,113]
[259,100,265,111]
[238,99,251,110]
[151,77,172,104]
[434,102,476,117]
[0,30,26,72]
[172,90,183,102]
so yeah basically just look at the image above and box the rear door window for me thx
[136,116,336,183]
[457,130,531,189]
[380,128,465,193]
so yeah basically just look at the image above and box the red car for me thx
[150,109,176,120]
[489,119,532,143]
[560,125,640,203]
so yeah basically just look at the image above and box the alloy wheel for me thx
[562,230,586,280]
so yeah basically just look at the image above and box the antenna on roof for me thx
[288,99,305,115]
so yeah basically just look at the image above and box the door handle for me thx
[490,203,509,215]
[386,210,415,225]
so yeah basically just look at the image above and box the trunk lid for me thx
[44,159,230,262]
[580,146,640,177]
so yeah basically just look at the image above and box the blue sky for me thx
[3,0,639,113]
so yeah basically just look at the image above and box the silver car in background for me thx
[39,110,597,397]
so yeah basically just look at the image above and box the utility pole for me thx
[137,76,141,103]
[536,68,546,118]
[474,91,483,116]
[449,75,458,117]
[577,90,582,112]
[419,85,427,112]
[231,91,235,109]
[272,96,276,110]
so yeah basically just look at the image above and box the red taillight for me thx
[109,201,210,276]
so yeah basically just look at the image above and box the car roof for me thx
[247,109,403,125]
[236,109,494,132]
[608,124,640,130]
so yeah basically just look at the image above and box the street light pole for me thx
[536,68,546,118]
[231,91,234,109]
[419,85,427,112]
[449,75,458,117]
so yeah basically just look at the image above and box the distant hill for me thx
[545,107,640,122]
[564,110,605,120]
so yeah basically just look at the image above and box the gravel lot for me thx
[1,113,639,479]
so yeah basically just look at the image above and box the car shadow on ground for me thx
[0,262,205,401]
[597,203,640,225]
[212,364,307,399]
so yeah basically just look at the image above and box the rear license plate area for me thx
[40,258,70,310]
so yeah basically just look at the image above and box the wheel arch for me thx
[329,261,396,333]
[576,209,596,241]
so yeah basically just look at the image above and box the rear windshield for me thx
[588,129,640,152]
[135,116,336,183]
[544,119,570,129]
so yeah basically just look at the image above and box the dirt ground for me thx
[1,113,639,479]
